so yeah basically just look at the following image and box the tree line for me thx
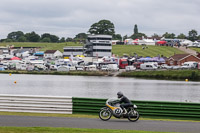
[1,19,200,43]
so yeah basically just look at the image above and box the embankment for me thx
[118,70,200,81]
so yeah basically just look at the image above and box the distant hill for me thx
[112,45,185,58]
[0,42,185,58]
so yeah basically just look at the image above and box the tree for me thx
[41,33,51,40]
[131,33,147,40]
[188,29,198,41]
[66,37,73,42]
[41,33,59,42]
[134,24,138,34]
[41,37,51,42]
[130,24,147,39]
[123,35,128,40]
[112,34,122,40]
[18,36,27,42]
[88,19,115,35]
[177,33,186,39]
[162,32,176,39]
[25,31,40,42]
[151,33,161,40]
[7,31,24,41]
[59,37,65,43]
[74,33,87,40]
[50,35,59,42]
[198,35,200,40]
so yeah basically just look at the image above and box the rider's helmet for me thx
[117,91,123,98]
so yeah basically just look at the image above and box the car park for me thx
[181,62,198,69]
[125,66,136,71]
[140,63,158,70]
[101,65,108,71]
[76,66,84,71]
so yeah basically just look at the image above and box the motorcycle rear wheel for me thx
[127,110,140,122]
[99,107,112,121]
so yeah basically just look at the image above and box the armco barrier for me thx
[0,94,72,114]
[72,97,200,120]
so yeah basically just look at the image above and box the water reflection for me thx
[0,74,200,103]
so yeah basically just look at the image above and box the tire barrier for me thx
[72,97,200,120]
[0,94,72,114]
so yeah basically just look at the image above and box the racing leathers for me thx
[119,95,132,113]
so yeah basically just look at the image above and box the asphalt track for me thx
[0,115,200,133]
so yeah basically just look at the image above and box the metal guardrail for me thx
[72,97,200,120]
[0,94,72,114]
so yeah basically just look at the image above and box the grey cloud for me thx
[0,0,200,38]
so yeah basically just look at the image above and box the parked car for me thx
[108,64,119,71]
[50,65,58,70]
[161,64,173,69]
[172,65,181,70]
[181,62,198,69]
[85,65,97,71]
[69,66,76,71]
[125,66,136,71]
[57,66,70,72]
[76,66,84,71]
[101,65,108,71]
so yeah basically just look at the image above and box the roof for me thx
[44,50,57,54]
[87,34,112,38]
[168,54,189,61]
[34,52,44,56]
[168,54,200,61]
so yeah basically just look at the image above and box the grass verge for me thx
[1,111,199,123]
[0,70,108,76]
[0,111,97,119]
[0,127,174,133]
[118,70,200,81]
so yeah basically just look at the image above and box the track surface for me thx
[0,115,200,133]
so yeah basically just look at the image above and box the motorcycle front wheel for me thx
[127,110,140,122]
[99,107,112,121]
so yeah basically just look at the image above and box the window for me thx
[93,49,111,52]
[64,49,83,52]
[88,37,111,41]
[92,43,111,46]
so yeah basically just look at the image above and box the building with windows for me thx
[84,35,112,57]
[44,50,63,59]
[63,46,84,57]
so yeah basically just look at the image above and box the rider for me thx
[117,91,132,114]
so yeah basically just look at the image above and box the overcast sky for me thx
[0,0,200,39]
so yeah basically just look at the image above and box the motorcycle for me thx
[99,98,140,122]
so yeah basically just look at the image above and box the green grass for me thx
[0,70,108,76]
[0,127,176,133]
[190,47,200,53]
[112,45,185,57]
[119,70,200,81]
[0,42,82,52]
[0,111,98,118]
[0,42,185,57]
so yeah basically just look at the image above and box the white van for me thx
[85,65,97,71]
[125,66,136,71]
[108,64,119,71]
[57,66,70,72]
[181,62,198,69]
[140,63,158,70]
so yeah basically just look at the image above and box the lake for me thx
[0,74,200,103]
